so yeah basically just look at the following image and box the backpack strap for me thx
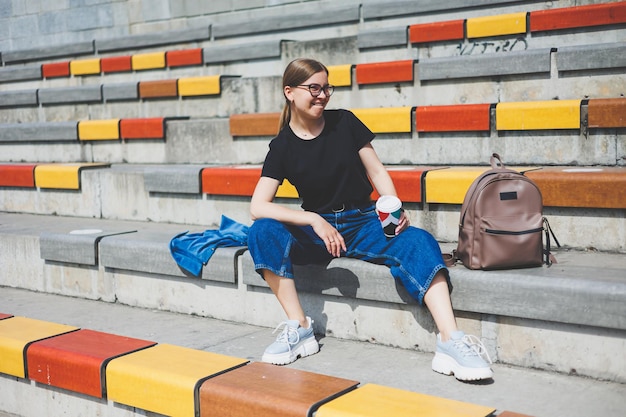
[442,250,458,267]
[490,153,505,169]
[543,217,561,266]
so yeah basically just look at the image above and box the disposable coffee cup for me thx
[376,195,402,238]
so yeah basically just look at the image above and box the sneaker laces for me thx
[455,334,493,364]
[272,322,300,352]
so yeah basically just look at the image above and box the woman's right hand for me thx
[310,214,345,257]
[251,177,345,256]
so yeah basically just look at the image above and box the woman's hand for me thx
[310,214,345,257]
[395,209,410,235]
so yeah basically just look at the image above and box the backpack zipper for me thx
[484,227,543,235]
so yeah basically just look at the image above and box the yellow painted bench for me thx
[178,75,221,96]
[78,119,120,140]
[131,51,166,71]
[34,163,110,190]
[328,64,353,87]
[424,166,539,204]
[69,58,101,76]
[316,383,495,417]
[0,316,77,378]
[466,12,527,38]
[496,100,581,130]
[350,106,413,133]
[106,343,248,417]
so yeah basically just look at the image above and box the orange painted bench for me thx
[530,2,626,32]
[42,61,70,78]
[229,112,280,136]
[101,55,132,73]
[409,19,464,43]
[138,79,178,99]
[355,60,415,85]
[525,166,626,209]
[120,117,166,139]
[166,48,204,67]
[416,104,491,132]
[0,163,37,188]
[587,98,626,129]
[199,361,359,417]
[26,329,156,398]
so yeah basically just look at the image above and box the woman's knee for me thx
[249,218,283,242]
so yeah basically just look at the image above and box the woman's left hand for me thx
[395,209,410,235]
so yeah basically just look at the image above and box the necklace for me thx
[290,120,324,139]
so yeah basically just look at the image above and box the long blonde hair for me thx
[279,58,329,131]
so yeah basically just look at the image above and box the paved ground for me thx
[1,286,624,417]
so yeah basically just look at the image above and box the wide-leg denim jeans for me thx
[247,204,447,304]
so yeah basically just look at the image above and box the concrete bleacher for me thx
[1,0,625,416]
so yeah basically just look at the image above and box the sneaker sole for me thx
[432,352,493,381]
[262,337,320,365]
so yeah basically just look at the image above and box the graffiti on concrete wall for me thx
[457,37,528,55]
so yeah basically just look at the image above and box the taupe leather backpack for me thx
[456,153,558,270]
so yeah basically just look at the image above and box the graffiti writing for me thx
[457,37,528,55]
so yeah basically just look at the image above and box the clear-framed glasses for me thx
[296,83,335,97]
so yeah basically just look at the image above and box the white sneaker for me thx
[262,316,319,365]
[432,331,494,381]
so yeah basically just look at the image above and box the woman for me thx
[248,58,493,381]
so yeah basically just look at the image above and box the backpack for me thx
[455,153,559,270]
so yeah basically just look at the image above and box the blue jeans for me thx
[247,205,447,305]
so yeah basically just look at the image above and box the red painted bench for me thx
[372,166,444,203]
[42,61,70,78]
[202,166,263,197]
[120,117,166,139]
[530,2,626,32]
[166,48,203,67]
[355,60,415,85]
[202,165,439,203]
[409,19,465,43]
[27,329,156,398]
[416,104,491,132]
[0,163,37,188]
[101,55,133,73]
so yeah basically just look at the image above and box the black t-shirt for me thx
[261,109,375,213]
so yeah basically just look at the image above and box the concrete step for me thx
[0,211,624,385]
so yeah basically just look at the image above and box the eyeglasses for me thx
[296,83,335,97]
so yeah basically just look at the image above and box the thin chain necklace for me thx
[290,119,324,139]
